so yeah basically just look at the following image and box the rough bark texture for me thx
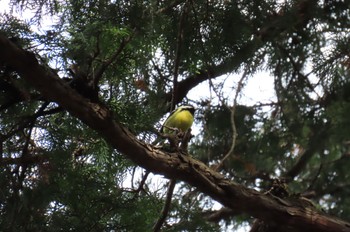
[1,34,350,232]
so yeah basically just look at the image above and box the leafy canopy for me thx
[1,0,350,231]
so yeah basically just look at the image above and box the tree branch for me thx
[166,0,319,106]
[93,32,134,88]
[214,71,247,172]
[153,179,177,232]
[204,207,237,223]
[135,170,150,193]
[167,38,262,105]
[283,123,329,182]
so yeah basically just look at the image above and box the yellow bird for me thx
[161,105,195,134]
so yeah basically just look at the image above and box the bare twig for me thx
[1,106,62,142]
[204,207,236,223]
[93,30,135,88]
[151,59,167,81]
[131,166,137,189]
[153,179,177,232]
[214,72,247,171]
[171,1,189,110]
[135,170,150,193]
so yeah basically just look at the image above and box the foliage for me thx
[1,0,350,231]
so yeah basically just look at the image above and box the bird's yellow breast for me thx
[163,110,194,133]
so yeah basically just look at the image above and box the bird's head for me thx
[178,105,195,116]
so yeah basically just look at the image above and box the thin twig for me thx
[131,166,137,189]
[171,1,188,110]
[1,106,61,142]
[153,179,177,232]
[151,59,166,81]
[93,30,135,87]
[214,71,247,171]
[135,170,150,193]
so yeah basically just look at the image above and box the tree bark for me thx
[1,34,350,232]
